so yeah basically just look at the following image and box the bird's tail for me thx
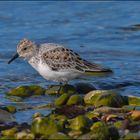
[83,60,113,77]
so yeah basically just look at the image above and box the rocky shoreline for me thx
[0,84,140,139]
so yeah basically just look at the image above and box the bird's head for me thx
[8,38,37,64]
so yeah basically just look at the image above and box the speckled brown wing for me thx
[41,47,86,72]
[42,47,112,73]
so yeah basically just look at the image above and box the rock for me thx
[54,105,86,119]
[32,112,44,119]
[85,111,100,120]
[1,127,17,137]
[49,114,67,122]
[4,106,16,113]
[31,116,62,137]
[0,136,15,139]
[124,133,140,140]
[94,106,128,113]
[66,95,83,106]
[84,90,128,107]
[131,110,140,121]
[90,122,105,131]
[128,96,140,106]
[75,83,96,94]
[6,85,45,97]
[68,130,82,138]
[48,132,71,140]
[102,114,125,122]
[68,115,91,132]
[0,109,15,123]
[54,93,71,107]
[15,131,35,140]
[78,125,119,140]
[6,96,23,102]
[0,122,17,131]
[128,120,140,131]
[122,105,139,112]
[84,90,101,105]
[45,85,76,95]
[114,121,123,129]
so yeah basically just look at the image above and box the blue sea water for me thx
[0,1,140,123]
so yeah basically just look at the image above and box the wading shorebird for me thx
[8,39,112,85]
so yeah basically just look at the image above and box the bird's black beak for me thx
[8,53,19,64]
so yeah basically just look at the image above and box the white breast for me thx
[37,62,81,83]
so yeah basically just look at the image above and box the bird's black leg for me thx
[58,82,68,94]
[57,82,63,94]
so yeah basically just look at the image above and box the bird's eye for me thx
[23,48,27,51]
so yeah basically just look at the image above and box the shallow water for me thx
[0,1,140,123]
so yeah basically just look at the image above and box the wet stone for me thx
[45,85,77,95]
[6,85,46,98]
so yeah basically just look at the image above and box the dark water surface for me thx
[0,1,140,123]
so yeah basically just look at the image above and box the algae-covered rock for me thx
[75,83,96,94]
[0,109,15,122]
[94,106,127,113]
[85,111,100,119]
[84,90,128,107]
[128,96,140,106]
[54,93,71,106]
[6,85,45,97]
[49,114,67,122]
[94,91,128,108]
[114,121,123,129]
[31,116,62,137]
[15,131,35,140]
[6,96,23,102]
[124,133,140,140]
[1,127,17,137]
[32,112,44,119]
[66,95,83,106]
[5,105,16,113]
[48,132,71,140]
[0,136,15,140]
[78,125,119,140]
[68,130,82,138]
[90,122,105,131]
[45,85,76,95]
[69,115,91,132]
[55,105,85,119]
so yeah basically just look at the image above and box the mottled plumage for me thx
[8,39,112,84]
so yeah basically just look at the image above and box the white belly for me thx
[35,62,81,83]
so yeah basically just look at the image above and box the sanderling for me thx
[8,38,112,84]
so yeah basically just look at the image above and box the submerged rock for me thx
[4,105,16,113]
[0,109,15,123]
[84,90,128,107]
[6,85,45,97]
[6,96,23,102]
[75,83,96,94]
[45,85,77,95]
